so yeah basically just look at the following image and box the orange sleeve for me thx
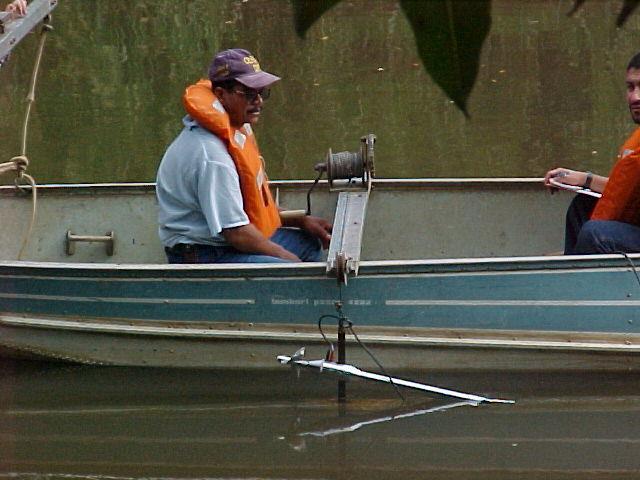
[591,128,640,225]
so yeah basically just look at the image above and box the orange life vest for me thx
[182,79,281,238]
[591,127,640,225]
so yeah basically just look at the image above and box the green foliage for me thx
[293,0,640,115]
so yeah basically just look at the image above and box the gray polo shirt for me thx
[156,116,249,248]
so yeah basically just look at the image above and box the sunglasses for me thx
[233,88,271,102]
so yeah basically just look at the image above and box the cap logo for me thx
[243,55,262,72]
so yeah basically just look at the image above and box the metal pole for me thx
[337,314,346,403]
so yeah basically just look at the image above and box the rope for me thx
[327,150,364,182]
[22,21,52,156]
[0,157,25,175]
[2,16,53,259]
[616,251,640,289]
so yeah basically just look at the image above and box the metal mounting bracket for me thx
[0,0,57,60]
[326,190,369,283]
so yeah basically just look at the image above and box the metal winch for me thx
[310,134,376,284]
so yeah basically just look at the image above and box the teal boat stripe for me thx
[0,293,254,305]
[0,274,250,282]
[387,300,640,306]
[0,273,324,282]
[3,293,640,307]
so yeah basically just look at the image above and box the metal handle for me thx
[66,230,115,256]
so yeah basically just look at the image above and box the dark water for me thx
[2,360,640,479]
[2,0,640,183]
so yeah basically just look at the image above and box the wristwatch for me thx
[583,171,593,189]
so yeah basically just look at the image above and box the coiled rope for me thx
[327,150,365,181]
[0,15,53,259]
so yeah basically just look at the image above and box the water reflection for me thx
[290,399,476,439]
[2,361,640,478]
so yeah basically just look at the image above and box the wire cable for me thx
[306,169,323,216]
[616,251,640,289]
[347,323,405,401]
[317,291,405,401]
[317,314,338,357]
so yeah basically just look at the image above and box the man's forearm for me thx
[590,173,607,194]
[222,224,298,260]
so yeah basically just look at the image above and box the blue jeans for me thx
[166,228,322,264]
[574,220,640,254]
[564,195,640,254]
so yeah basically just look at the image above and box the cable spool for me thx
[326,150,364,184]
[317,134,376,190]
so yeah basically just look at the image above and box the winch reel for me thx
[315,134,376,190]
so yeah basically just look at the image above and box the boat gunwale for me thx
[0,177,546,195]
[0,253,639,277]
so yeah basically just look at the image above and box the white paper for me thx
[549,178,602,198]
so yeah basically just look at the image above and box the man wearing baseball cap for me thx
[156,48,332,263]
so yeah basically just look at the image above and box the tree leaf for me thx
[291,0,341,37]
[400,0,491,116]
[616,0,640,26]
[569,0,640,26]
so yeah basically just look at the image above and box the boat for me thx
[3,172,640,372]
[3,1,640,373]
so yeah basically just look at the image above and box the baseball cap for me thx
[209,48,280,89]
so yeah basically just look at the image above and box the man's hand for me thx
[300,215,332,249]
[5,0,27,17]
[272,248,301,262]
[544,167,607,194]
[543,167,587,188]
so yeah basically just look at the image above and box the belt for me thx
[164,243,233,255]
[164,243,207,254]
